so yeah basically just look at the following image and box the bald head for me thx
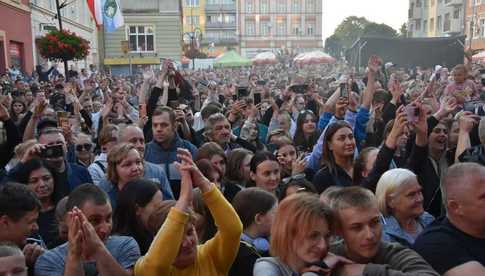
[442,163,485,208]
[119,125,145,157]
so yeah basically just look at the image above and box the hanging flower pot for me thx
[37,30,90,62]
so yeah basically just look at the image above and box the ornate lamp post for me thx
[183,27,202,69]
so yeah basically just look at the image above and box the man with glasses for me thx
[9,127,92,202]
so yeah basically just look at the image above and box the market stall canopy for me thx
[293,51,336,65]
[253,51,277,65]
[213,50,252,67]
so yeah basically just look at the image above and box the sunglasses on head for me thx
[75,143,93,152]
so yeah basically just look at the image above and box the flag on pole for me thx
[87,0,103,27]
[87,0,124,32]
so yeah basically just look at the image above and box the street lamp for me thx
[183,27,203,69]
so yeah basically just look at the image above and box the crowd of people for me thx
[0,52,484,276]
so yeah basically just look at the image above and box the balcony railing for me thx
[205,22,236,29]
[205,3,236,12]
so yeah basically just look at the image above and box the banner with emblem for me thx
[87,0,124,32]
[102,0,124,32]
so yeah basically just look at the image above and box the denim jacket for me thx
[382,212,435,247]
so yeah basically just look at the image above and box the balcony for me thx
[205,3,236,13]
[205,22,236,29]
[444,0,462,7]
[203,36,239,45]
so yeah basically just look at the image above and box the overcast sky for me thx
[323,0,410,40]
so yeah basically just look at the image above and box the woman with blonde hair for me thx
[254,192,350,275]
[375,168,434,247]
[98,143,144,209]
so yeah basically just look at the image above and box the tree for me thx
[324,16,399,58]
[324,34,344,58]
[333,16,370,50]
[399,23,408,38]
[362,22,398,38]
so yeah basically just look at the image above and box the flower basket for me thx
[37,30,90,62]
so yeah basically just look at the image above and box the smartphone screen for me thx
[340,83,348,98]
[254,93,262,105]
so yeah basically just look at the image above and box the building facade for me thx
[465,0,485,50]
[182,0,206,35]
[408,0,466,37]
[204,0,237,57]
[102,0,182,75]
[0,0,34,75]
[30,0,98,73]
[238,0,322,58]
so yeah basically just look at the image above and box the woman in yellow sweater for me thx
[134,148,243,276]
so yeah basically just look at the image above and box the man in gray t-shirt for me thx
[35,184,141,276]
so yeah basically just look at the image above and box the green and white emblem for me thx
[104,0,117,18]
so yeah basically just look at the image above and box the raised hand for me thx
[335,97,349,118]
[176,148,213,193]
[459,111,480,134]
[66,209,84,260]
[291,155,307,175]
[386,106,408,149]
[368,55,382,74]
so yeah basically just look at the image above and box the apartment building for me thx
[408,0,465,37]
[465,0,485,50]
[238,0,323,58]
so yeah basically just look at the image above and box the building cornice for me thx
[0,0,30,13]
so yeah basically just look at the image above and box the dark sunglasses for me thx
[75,143,93,152]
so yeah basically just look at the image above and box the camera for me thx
[40,144,64,159]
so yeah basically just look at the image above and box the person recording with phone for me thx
[8,127,92,202]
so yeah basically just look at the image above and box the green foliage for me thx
[399,23,408,38]
[324,16,398,58]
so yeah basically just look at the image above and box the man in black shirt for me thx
[413,162,485,275]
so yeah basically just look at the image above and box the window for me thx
[245,20,255,36]
[225,14,235,23]
[292,0,300,12]
[437,15,442,31]
[423,20,428,33]
[185,0,199,6]
[291,17,301,35]
[127,26,155,52]
[276,18,286,36]
[260,0,269,13]
[416,0,422,7]
[444,13,450,32]
[430,18,434,32]
[261,20,270,36]
[246,0,253,12]
[416,19,421,31]
[481,19,485,37]
[307,21,315,36]
[453,8,460,19]
[306,0,315,12]
[424,0,428,7]
[186,16,199,26]
[431,0,435,6]
[277,0,286,12]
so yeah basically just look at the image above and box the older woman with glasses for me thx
[375,168,435,247]
[74,133,94,167]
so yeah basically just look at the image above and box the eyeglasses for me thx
[75,143,93,152]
